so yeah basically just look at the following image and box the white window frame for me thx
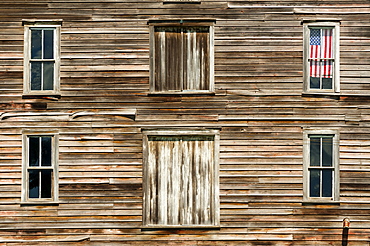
[21,130,59,203]
[303,129,340,202]
[149,21,215,94]
[303,21,340,94]
[142,129,220,228]
[23,20,61,96]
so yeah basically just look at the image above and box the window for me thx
[303,21,340,93]
[142,130,219,227]
[22,132,59,202]
[149,21,214,93]
[303,129,339,202]
[23,20,61,95]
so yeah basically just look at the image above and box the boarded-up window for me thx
[143,131,219,227]
[150,26,213,93]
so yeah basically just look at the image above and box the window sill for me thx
[148,91,215,96]
[302,92,340,98]
[163,1,201,4]
[20,201,60,206]
[141,225,220,230]
[303,92,370,98]
[22,93,61,100]
[302,201,340,206]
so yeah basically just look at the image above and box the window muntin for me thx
[22,134,58,202]
[143,130,219,227]
[303,22,340,93]
[23,22,61,95]
[150,24,214,93]
[303,130,339,202]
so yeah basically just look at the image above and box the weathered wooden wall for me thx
[1,0,370,245]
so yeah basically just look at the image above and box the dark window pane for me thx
[310,137,321,166]
[41,170,52,198]
[310,77,320,89]
[322,78,333,89]
[322,59,333,89]
[29,137,40,166]
[322,137,333,167]
[29,170,39,198]
[322,169,333,197]
[31,29,42,59]
[43,30,54,59]
[31,62,42,90]
[43,62,54,90]
[309,169,320,197]
[41,137,52,166]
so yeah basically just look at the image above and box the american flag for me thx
[310,28,333,79]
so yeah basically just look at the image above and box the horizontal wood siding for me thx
[0,0,370,245]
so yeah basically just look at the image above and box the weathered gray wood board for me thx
[0,0,370,245]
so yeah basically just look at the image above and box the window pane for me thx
[31,29,42,59]
[322,60,333,89]
[41,170,52,198]
[29,170,39,198]
[43,62,54,90]
[310,77,320,89]
[31,62,42,90]
[309,169,320,197]
[322,78,333,89]
[309,29,321,58]
[322,169,333,197]
[43,29,54,59]
[322,29,333,59]
[310,137,321,166]
[29,137,40,167]
[322,137,333,167]
[309,37,320,89]
[41,136,52,166]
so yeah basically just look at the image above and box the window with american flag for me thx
[303,22,340,93]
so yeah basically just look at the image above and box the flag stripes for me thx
[309,28,333,79]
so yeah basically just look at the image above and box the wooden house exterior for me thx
[0,0,370,245]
